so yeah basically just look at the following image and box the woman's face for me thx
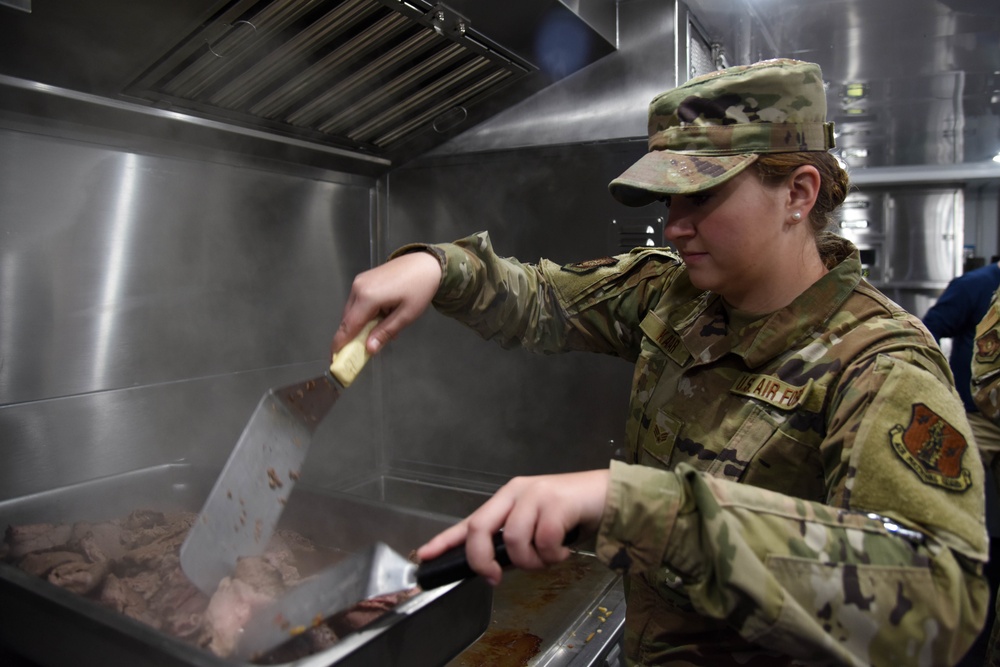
[662,169,794,309]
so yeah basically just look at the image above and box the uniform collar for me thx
[662,234,862,368]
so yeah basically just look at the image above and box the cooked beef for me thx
[18,550,85,577]
[120,513,194,572]
[49,558,111,595]
[5,523,73,558]
[70,521,128,562]
[200,557,289,656]
[328,589,420,637]
[3,510,414,662]
[148,565,209,639]
[101,572,162,628]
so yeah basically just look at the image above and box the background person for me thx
[923,258,1000,465]
[971,285,1000,666]
[334,59,988,666]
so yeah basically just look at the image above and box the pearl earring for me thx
[791,211,802,221]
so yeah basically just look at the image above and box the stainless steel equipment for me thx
[181,320,377,595]
[0,464,493,667]
[0,464,625,667]
[2,1,998,665]
[0,0,616,171]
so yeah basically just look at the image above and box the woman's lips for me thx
[680,251,708,264]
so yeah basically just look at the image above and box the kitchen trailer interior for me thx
[2,0,1000,665]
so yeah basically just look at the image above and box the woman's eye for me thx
[690,193,712,206]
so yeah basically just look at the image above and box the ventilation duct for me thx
[0,0,615,170]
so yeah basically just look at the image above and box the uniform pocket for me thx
[761,555,934,661]
[704,405,778,481]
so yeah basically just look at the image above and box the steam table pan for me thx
[0,463,492,667]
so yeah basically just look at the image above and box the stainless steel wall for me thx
[371,0,683,488]
[0,119,380,500]
[379,143,645,488]
[3,0,991,509]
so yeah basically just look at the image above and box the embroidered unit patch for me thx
[889,403,971,491]
[975,330,1000,364]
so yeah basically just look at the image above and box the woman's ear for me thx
[787,165,821,221]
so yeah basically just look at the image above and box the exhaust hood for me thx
[0,0,616,170]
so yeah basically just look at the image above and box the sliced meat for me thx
[3,509,413,662]
[120,517,193,572]
[202,576,279,656]
[115,569,163,601]
[48,559,111,595]
[5,523,73,559]
[328,589,419,636]
[101,573,162,629]
[71,521,127,562]
[159,574,209,640]
[17,550,85,577]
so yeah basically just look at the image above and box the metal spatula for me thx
[233,541,460,660]
[180,319,381,595]
[233,529,581,660]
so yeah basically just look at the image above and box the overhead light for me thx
[993,152,1000,164]
[842,147,869,158]
[845,82,868,98]
[840,220,870,230]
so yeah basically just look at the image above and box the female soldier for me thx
[332,59,988,665]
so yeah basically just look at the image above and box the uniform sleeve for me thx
[971,288,1000,421]
[393,231,680,358]
[596,348,990,666]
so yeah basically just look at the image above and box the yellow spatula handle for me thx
[329,318,381,387]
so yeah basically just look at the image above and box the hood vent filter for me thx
[128,0,531,156]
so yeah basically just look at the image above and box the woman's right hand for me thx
[331,250,443,357]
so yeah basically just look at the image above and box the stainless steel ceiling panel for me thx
[695,0,1000,167]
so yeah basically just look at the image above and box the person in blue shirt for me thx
[923,258,1000,462]
[925,258,1000,667]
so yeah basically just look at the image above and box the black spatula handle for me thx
[415,526,581,590]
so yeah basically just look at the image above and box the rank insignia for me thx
[975,330,1000,364]
[561,257,619,274]
[889,404,971,491]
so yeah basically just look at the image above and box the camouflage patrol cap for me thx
[609,58,836,206]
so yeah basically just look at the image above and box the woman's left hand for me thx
[416,469,610,586]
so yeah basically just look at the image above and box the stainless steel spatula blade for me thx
[180,374,341,594]
[233,529,579,660]
[234,542,417,660]
[181,319,380,595]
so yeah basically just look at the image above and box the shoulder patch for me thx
[889,404,972,491]
[561,257,619,274]
[975,330,1000,364]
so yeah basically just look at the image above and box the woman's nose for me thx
[663,214,693,242]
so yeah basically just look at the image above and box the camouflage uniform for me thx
[971,286,1000,667]
[392,59,988,665]
[394,230,988,666]
[972,286,1000,423]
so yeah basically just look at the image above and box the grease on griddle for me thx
[514,555,591,611]
[454,629,542,667]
